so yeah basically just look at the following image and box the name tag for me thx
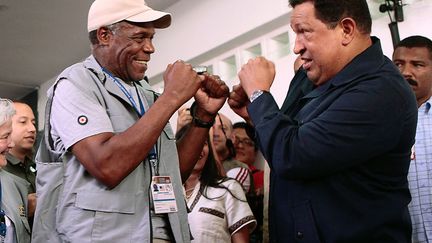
[151,176,178,214]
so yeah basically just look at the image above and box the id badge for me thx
[151,176,178,214]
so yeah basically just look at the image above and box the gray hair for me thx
[0,98,16,126]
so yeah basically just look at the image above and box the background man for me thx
[5,101,36,225]
[228,0,417,242]
[32,0,228,242]
[393,35,432,243]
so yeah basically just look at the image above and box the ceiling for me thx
[0,0,178,99]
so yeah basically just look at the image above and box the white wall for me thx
[38,0,432,131]
[145,0,292,78]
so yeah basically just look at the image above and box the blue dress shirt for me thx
[409,98,432,243]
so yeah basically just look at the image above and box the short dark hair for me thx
[233,122,258,150]
[289,0,372,34]
[395,35,432,60]
[89,30,98,45]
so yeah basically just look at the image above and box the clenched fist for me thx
[201,75,230,98]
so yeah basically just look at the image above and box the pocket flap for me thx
[75,191,136,214]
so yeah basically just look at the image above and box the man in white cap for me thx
[31,0,229,242]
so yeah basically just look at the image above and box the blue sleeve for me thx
[248,78,412,179]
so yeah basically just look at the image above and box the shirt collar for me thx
[84,55,150,89]
[6,153,22,165]
[5,153,32,166]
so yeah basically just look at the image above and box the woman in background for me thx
[0,98,31,243]
[177,125,256,243]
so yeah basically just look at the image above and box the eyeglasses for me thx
[232,136,255,147]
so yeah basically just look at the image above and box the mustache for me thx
[406,78,418,86]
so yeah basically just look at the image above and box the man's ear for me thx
[339,17,356,46]
[97,27,112,45]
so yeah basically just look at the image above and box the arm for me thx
[176,74,229,182]
[248,80,409,179]
[66,61,204,189]
[225,181,257,242]
[236,57,412,179]
[231,227,250,243]
[27,193,36,217]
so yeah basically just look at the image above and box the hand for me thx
[194,74,229,120]
[176,107,192,131]
[228,84,251,121]
[162,60,204,107]
[201,74,230,98]
[28,193,37,217]
[238,56,275,97]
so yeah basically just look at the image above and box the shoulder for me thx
[223,159,248,170]
[0,170,29,187]
[220,178,246,197]
[0,170,30,197]
[55,56,104,93]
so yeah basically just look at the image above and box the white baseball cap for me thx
[87,0,172,32]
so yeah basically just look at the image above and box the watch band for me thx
[190,102,215,128]
[250,90,264,102]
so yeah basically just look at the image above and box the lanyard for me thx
[102,68,159,175]
[102,68,145,117]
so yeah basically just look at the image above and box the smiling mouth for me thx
[135,60,148,65]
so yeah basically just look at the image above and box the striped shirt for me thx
[409,100,432,243]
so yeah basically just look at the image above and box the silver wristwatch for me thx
[250,90,264,102]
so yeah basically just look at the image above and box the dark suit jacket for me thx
[248,37,417,243]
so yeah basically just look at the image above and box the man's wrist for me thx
[190,102,215,128]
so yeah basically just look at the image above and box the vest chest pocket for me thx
[75,191,136,213]
[71,191,137,242]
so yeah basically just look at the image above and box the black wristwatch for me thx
[190,102,215,128]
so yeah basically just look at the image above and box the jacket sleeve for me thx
[247,79,411,180]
